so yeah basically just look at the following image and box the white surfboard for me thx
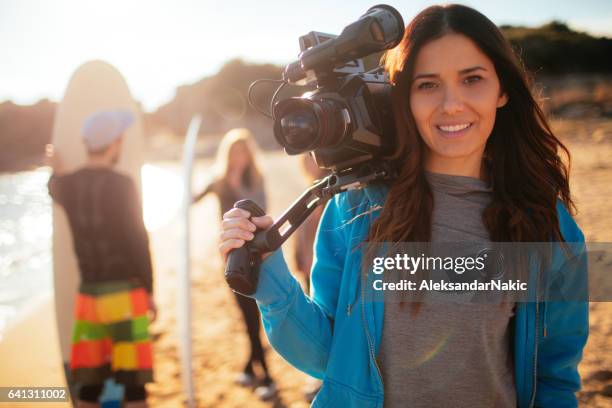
[51,60,144,403]
[179,115,202,408]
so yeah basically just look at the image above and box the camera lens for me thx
[273,97,348,155]
[280,107,319,150]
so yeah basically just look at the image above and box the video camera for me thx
[272,4,404,171]
[225,5,405,296]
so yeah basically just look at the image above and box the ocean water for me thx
[0,169,53,339]
[0,165,183,340]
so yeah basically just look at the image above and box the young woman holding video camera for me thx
[219,5,588,407]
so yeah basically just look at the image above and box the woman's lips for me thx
[435,122,473,138]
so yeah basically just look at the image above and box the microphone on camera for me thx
[298,5,404,77]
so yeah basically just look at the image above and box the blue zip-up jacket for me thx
[250,184,589,407]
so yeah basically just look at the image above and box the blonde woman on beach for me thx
[219,5,588,407]
[192,128,276,400]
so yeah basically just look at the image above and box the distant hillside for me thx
[501,21,612,74]
[1,21,611,172]
[0,100,55,172]
[149,59,305,143]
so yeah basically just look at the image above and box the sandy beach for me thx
[0,294,69,408]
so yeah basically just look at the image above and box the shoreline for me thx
[0,292,69,408]
[0,291,53,342]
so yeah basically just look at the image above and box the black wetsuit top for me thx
[48,167,153,293]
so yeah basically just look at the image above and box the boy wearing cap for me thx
[46,110,155,408]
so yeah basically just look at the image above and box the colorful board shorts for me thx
[70,280,153,385]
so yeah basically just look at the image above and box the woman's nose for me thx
[440,86,464,115]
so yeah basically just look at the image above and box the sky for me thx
[1,0,611,112]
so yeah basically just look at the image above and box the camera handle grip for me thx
[224,176,332,296]
[225,200,266,296]
[225,163,393,296]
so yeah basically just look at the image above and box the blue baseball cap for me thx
[81,110,134,151]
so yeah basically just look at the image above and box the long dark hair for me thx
[370,4,574,248]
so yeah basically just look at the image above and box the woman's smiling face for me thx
[409,33,508,176]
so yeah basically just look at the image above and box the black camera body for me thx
[271,5,405,172]
[273,70,397,171]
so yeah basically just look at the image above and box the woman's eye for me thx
[416,81,437,90]
[464,75,483,85]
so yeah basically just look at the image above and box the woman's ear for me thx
[497,91,509,108]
